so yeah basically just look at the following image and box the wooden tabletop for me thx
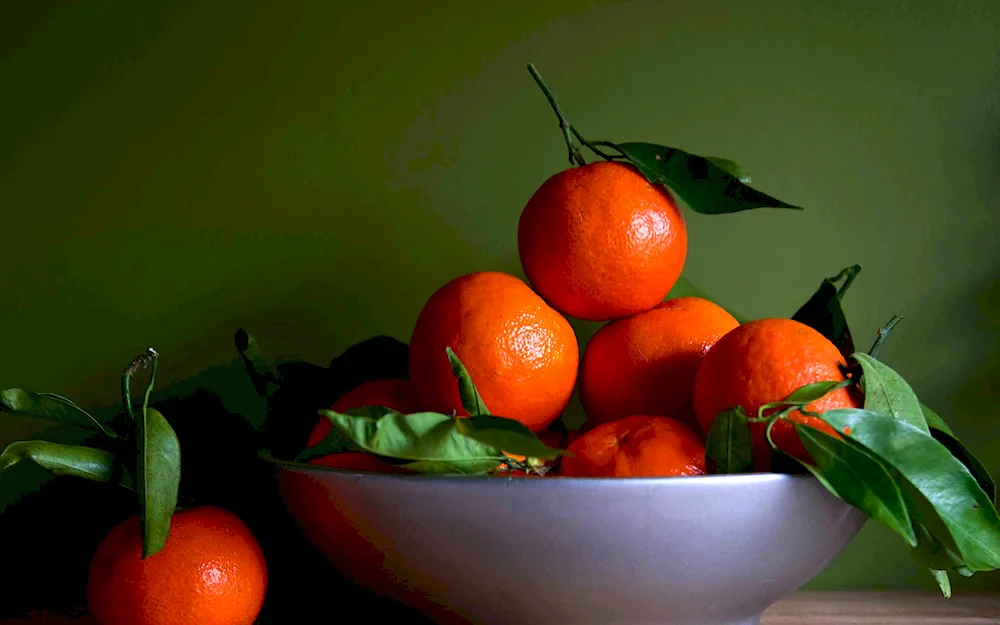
[3,591,999,624]
[761,591,1000,624]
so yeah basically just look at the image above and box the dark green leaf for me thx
[930,569,952,598]
[140,407,180,558]
[235,329,281,397]
[705,408,753,474]
[0,441,117,483]
[921,403,954,437]
[852,353,928,433]
[930,428,996,504]
[313,408,503,475]
[791,265,861,360]
[794,423,917,546]
[612,142,802,214]
[0,389,116,438]
[704,157,751,184]
[823,409,1000,571]
[454,414,566,461]
[446,347,489,417]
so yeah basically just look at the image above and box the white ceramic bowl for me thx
[276,467,865,625]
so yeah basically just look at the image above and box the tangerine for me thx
[518,161,687,321]
[692,318,861,472]
[579,297,739,428]
[87,506,267,625]
[558,415,706,478]
[408,271,578,432]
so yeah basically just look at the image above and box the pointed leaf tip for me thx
[446,347,490,417]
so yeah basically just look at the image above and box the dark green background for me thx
[2,0,998,594]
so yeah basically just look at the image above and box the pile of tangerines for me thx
[306,159,859,479]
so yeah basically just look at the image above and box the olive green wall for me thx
[2,0,997,592]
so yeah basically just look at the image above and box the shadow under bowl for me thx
[275,466,866,625]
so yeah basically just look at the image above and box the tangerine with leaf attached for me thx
[518,161,687,321]
[87,506,267,625]
[693,318,862,472]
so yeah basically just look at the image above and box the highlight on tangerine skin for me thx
[558,415,707,478]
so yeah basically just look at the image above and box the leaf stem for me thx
[868,315,903,359]
[122,349,158,419]
[527,63,587,167]
[121,347,159,549]
[830,264,862,300]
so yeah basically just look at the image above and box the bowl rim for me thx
[270,456,823,487]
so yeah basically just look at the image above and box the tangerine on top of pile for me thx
[518,161,688,322]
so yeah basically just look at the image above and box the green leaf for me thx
[930,428,996,504]
[704,157,751,184]
[313,408,503,475]
[705,408,753,474]
[139,407,180,558]
[793,423,917,547]
[930,569,952,598]
[921,403,954,436]
[454,414,566,461]
[791,265,861,360]
[235,329,281,398]
[852,353,928,433]
[775,380,852,407]
[0,440,119,484]
[446,347,489,417]
[822,409,1000,571]
[611,142,802,214]
[122,349,180,558]
[0,389,116,438]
